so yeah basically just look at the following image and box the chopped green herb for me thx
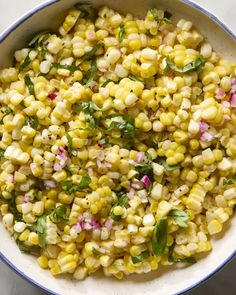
[52,63,80,72]
[36,215,47,248]
[131,250,150,264]
[128,74,144,83]
[28,31,50,47]
[66,133,73,155]
[168,243,196,264]
[0,107,13,124]
[49,205,69,224]
[75,2,96,19]
[223,175,236,185]
[169,209,189,228]
[24,74,35,96]
[107,115,136,138]
[34,180,46,191]
[92,247,103,257]
[24,116,39,130]
[60,175,91,194]
[150,8,172,26]
[86,58,97,87]
[0,148,5,159]
[164,56,205,74]
[118,24,126,43]
[110,193,129,221]
[152,218,168,256]
[157,157,180,172]
[81,42,103,61]
[72,101,100,113]
[19,53,31,71]
[17,241,41,255]
[135,152,153,178]
[0,192,23,222]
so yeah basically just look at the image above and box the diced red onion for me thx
[140,175,152,189]
[104,162,112,168]
[224,115,231,122]
[90,220,102,229]
[221,101,231,108]
[231,77,236,86]
[88,167,94,177]
[44,180,57,188]
[48,93,57,100]
[229,92,236,107]
[96,159,102,168]
[215,88,225,99]
[199,122,209,135]
[200,131,214,142]
[54,163,62,171]
[136,152,144,163]
[83,222,93,230]
[128,159,136,165]
[104,219,113,230]
[97,151,105,161]
[73,223,82,233]
[127,188,135,199]
[68,121,75,129]
[23,196,29,203]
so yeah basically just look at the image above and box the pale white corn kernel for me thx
[141,48,157,60]
[125,93,138,106]
[73,267,88,280]
[114,64,128,78]
[40,60,52,74]
[106,48,121,64]
[128,224,138,233]
[200,43,212,59]
[174,185,189,198]
[151,183,163,200]
[188,120,200,135]
[3,213,14,228]
[142,213,155,226]
[152,162,164,176]
[223,188,236,200]
[21,202,33,214]
[14,222,27,233]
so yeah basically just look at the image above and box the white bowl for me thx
[0,1,235,294]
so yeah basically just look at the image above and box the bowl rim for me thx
[0,0,235,294]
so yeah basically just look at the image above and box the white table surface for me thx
[0,0,235,294]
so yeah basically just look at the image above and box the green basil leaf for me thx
[86,58,97,87]
[36,215,47,248]
[28,31,50,47]
[131,250,150,264]
[152,218,168,256]
[24,74,35,96]
[135,152,153,178]
[164,11,173,19]
[60,175,91,194]
[72,101,100,113]
[52,63,80,72]
[75,3,96,19]
[169,209,189,228]
[168,243,196,264]
[223,175,236,185]
[49,205,69,224]
[165,56,205,74]
[150,8,172,26]
[66,133,73,155]
[0,192,23,222]
[92,247,102,257]
[0,107,13,124]
[128,74,144,83]
[107,115,136,137]
[118,24,126,43]
[17,241,41,255]
[19,54,31,71]
[157,157,180,172]
[24,116,39,130]
[81,42,103,61]
[110,193,129,221]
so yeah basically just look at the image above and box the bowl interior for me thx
[0,1,235,295]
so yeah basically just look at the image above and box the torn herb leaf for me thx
[107,115,136,137]
[0,107,13,124]
[36,215,47,248]
[0,192,23,222]
[157,157,180,172]
[164,11,173,19]
[17,241,41,256]
[150,8,172,26]
[92,247,103,257]
[24,116,39,130]
[168,243,196,264]
[135,153,153,178]
[165,56,205,74]
[81,42,103,61]
[72,101,100,113]
[128,74,144,83]
[28,31,50,47]
[118,24,126,43]
[24,74,35,96]
[49,205,69,224]
[169,209,189,228]
[19,53,31,71]
[110,193,129,221]
[131,250,150,264]
[66,133,73,155]
[52,63,80,72]
[152,218,168,256]
[60,175,91,194]
[223,175,236,185]
[86,58,97,87]
[75,2,96,19]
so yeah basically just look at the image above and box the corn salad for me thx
[0,4,236,280]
